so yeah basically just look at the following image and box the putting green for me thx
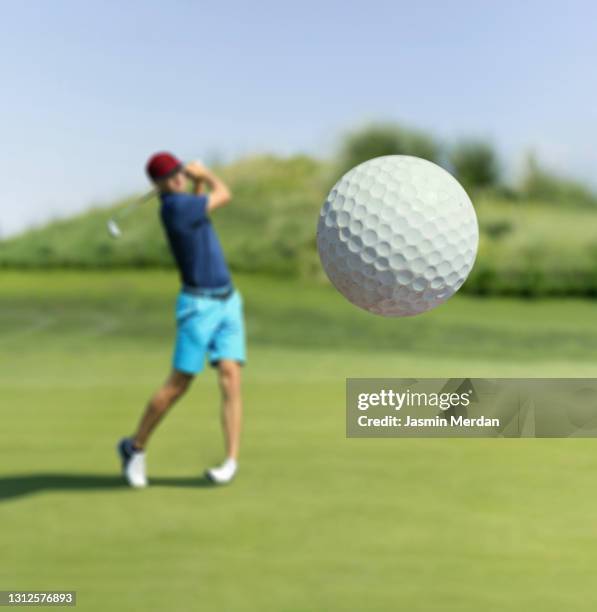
[1,271,597,611]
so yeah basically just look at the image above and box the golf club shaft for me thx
[115,189,156,220]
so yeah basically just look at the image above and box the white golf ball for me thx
[317,155,479,317]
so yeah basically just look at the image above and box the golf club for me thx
[107,189,156,238]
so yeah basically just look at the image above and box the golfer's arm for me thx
[202,170,232,212]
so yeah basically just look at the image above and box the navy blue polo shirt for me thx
[160,192,231,289]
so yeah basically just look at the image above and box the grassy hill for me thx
[1,154,597,297]
[0,156,327,275]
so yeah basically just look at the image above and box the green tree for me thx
[338,123,440,174]
[450,140,500,191]
[521,153,597,207]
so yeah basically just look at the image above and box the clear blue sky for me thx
[1,0,595,235]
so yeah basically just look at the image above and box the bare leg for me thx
[133,370,193,449]
[217,360,243,460]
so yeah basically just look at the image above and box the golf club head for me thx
[107,219,122,239]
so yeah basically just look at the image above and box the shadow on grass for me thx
[0,473,215,502]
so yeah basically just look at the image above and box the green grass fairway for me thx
[2,271,597,611]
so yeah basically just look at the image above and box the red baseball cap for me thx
[146,152,183,181]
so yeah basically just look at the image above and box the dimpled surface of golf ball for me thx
[317,155,479,317]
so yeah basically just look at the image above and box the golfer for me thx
[118,152,245,487]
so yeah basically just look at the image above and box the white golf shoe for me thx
[117,438,148,488]
[206,458,238,485]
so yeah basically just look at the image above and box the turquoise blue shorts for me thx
[173,289,246,375]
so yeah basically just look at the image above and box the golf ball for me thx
[317,155,479,317]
